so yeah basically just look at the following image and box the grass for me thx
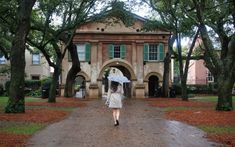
[0,97,42,106]
[26,106,75,112]
[193,96,235,102]
[198,125,235,134]
[0,122,46,135]
[163,106,212,111]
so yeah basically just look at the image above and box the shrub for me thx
[27,89,42,97]
[5,81,10,96]
[5,80,42,96]
[41,77,52,89]
[171,84,182,95]
[0,84,4,96]
[187,84,214,94]
[25,80,41,91]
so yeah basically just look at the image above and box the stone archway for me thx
[97,59,136,97]
[97,59,137,81]
[77,71,90,82]
[144,72,163,97]
[74,71,90,98]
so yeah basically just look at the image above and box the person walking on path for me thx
[106,81,123,126]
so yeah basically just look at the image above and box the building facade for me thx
[61,16,171,98]
[186,38,214,85]
[0,50,51,88]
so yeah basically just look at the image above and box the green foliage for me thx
[0,123,46,135]
[95,1,135,27]
[217,103,233,111]
[25,80,41,91]
[187,85,215,94]
[4,81,10,96]
[0,65,10,74]
[171,84,182,95]
[5,80,41,96]
[0,84,4,96]
[104,68,111,78]
[74,84,80,91]
[5,99,25,113]
[41,77,52,88]
[27,89,42,98]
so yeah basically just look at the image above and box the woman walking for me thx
[106,81,123,126]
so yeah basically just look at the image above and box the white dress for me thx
[107,85,123,108]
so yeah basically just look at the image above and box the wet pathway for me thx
[27,99,222,147]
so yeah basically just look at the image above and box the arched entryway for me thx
[74,75,86,98]
[148,75,159,97]
[97,59,137,98]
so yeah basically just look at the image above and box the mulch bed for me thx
[148,98,235,146]
[26,97,87,108]
[0,109,69,123]
[0,134,30,147]
[0,97,87,147]
[208,134,235,147]
[166,110,235,126]
[148,98,214,108]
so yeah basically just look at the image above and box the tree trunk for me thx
[48,58,61,103]
[181,78,188,101]
[64,44,81,97]
[162,35,175,97]
[216,74,234,111]
[48,67,59,103]
[5,0,36,113]
[162,52,171,97]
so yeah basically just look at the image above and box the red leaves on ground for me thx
[0,133,30,147]
[166,110,235,126]
[148,98,214,108]
[0,109,69,123]
[208,134,235,147]
[148,98,235,146]
[26,97,87,107]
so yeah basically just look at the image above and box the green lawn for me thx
[193,96,235,102]
[0,122,46,135]
[198,125,235,134]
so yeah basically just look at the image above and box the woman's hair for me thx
[111,81,119,92]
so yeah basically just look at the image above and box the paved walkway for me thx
[27,99,222,147]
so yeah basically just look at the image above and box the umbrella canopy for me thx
[107,75,130,83]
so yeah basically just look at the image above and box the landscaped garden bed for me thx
[0,97,87,147]
[148,96,235,146]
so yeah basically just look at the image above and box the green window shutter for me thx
[158,43,164,61]
[108,44,114,59]
[143,43,149,61]
[120,44,126,59]
[85,43,91,62]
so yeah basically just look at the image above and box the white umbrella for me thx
[107,75,130,83]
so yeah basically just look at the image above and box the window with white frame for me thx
[148,44,158,60]
[113,45,121,58]
[68,43,91,62]
[108,44,126,59]
[0,56,6,64]
[207,70,214,82]
[32,53,40,65]
[144,43,165,61]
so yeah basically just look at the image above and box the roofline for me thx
[75,31,171,35]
